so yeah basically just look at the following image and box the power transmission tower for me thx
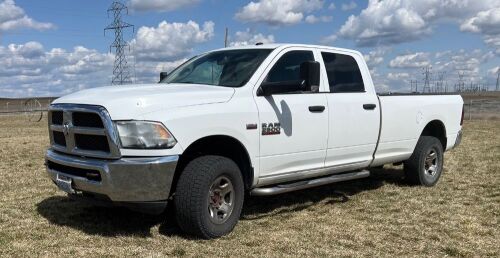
[456,71,466,92]
[435,72,446,93]
[422,66,432,93]
[105,1,134,85]
[410,80,418,92]
[493,69,498,91]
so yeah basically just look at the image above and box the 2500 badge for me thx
[262,123,281,135]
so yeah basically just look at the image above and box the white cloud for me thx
[328,3,336,10]
[483,35,500,55]
[487,66,499,77]
[0,0,54,32]
[229,29,275,47]
[235,0,324,26]
[134,59,188,83]
[0,20,217,97]
[131,20,214,61]
[128,0,200,12]
[389,52,431,69]
[387,72,410,81]
[0,42,114,97]
[305,15,332,24]
[0,41,197,97]
[460,7,500,55]
[341,1,357,11]
[381,49,496,92]
[338,0,500,47]
[319,34,337,45]
[368,67,390,92]
[438,49,493,76]
[460,8,500,35]
[363,48,389,68]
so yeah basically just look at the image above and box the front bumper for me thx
[45,149,178,213]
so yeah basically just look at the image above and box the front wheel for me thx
[404,136,444,186]
[174,155,244,239]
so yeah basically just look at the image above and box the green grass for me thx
[0,114,498,257]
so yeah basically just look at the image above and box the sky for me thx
[0,0,499,98]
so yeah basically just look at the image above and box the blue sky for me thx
[0,0,499,97]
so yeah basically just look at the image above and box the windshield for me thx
[161,49,273,87]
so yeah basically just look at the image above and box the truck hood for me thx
[53,83,235,119]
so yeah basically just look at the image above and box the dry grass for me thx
[0,114,499,257]
[461,91,500,101]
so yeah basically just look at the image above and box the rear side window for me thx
[265,50,315,83]
[321,52,365,93]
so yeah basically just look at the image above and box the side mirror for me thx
[300,61,320,92]
[159,72,168,82]
[257,61,320,96]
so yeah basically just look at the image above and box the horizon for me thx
[0,0,499,98]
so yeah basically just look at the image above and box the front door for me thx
[254,48,329,178]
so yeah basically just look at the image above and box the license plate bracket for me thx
[56,174,76,194]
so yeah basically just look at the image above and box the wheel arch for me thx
[420,120,447,150]
[169,135,254,197]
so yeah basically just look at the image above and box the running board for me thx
[250,170,370,196]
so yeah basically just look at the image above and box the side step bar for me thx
[250,170,370,196]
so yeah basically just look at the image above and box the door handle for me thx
[309,105,325,112]
[363,104,376,110]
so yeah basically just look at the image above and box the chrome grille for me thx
[48,104,121,159]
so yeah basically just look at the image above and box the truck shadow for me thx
[36,167,405,238]
[36,196,167,237]
[241,167,406,220]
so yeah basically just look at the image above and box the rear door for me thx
[254,48,329,178]
[319,50,380,169]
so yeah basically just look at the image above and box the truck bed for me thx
[371,94,463,166]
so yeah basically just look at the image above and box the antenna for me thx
[105,1,134,85]
[224,27,228,48]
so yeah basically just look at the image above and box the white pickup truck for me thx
[45,44,463,238]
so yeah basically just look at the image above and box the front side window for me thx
[265,50,315,83]
[161,49,272,87]
[322,52,365,93]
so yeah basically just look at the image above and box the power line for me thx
[104,1,134,85]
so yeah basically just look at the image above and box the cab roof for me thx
[212,43,363,57]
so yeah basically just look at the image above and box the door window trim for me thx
[254,47,329,96]
[319,50,367,94]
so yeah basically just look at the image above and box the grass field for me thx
[0,115,499,257]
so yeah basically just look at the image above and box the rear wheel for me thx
[404,136,444,186]
[174,155,244,239]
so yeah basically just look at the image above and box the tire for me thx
[174,155,244,239]
[404,136,444,186]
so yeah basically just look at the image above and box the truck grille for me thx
[48,104,121,159]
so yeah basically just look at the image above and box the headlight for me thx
[115,121,177,149]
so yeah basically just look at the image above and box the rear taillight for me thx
[460,105,464,125]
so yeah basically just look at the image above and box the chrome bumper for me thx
[45,149,178,205]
